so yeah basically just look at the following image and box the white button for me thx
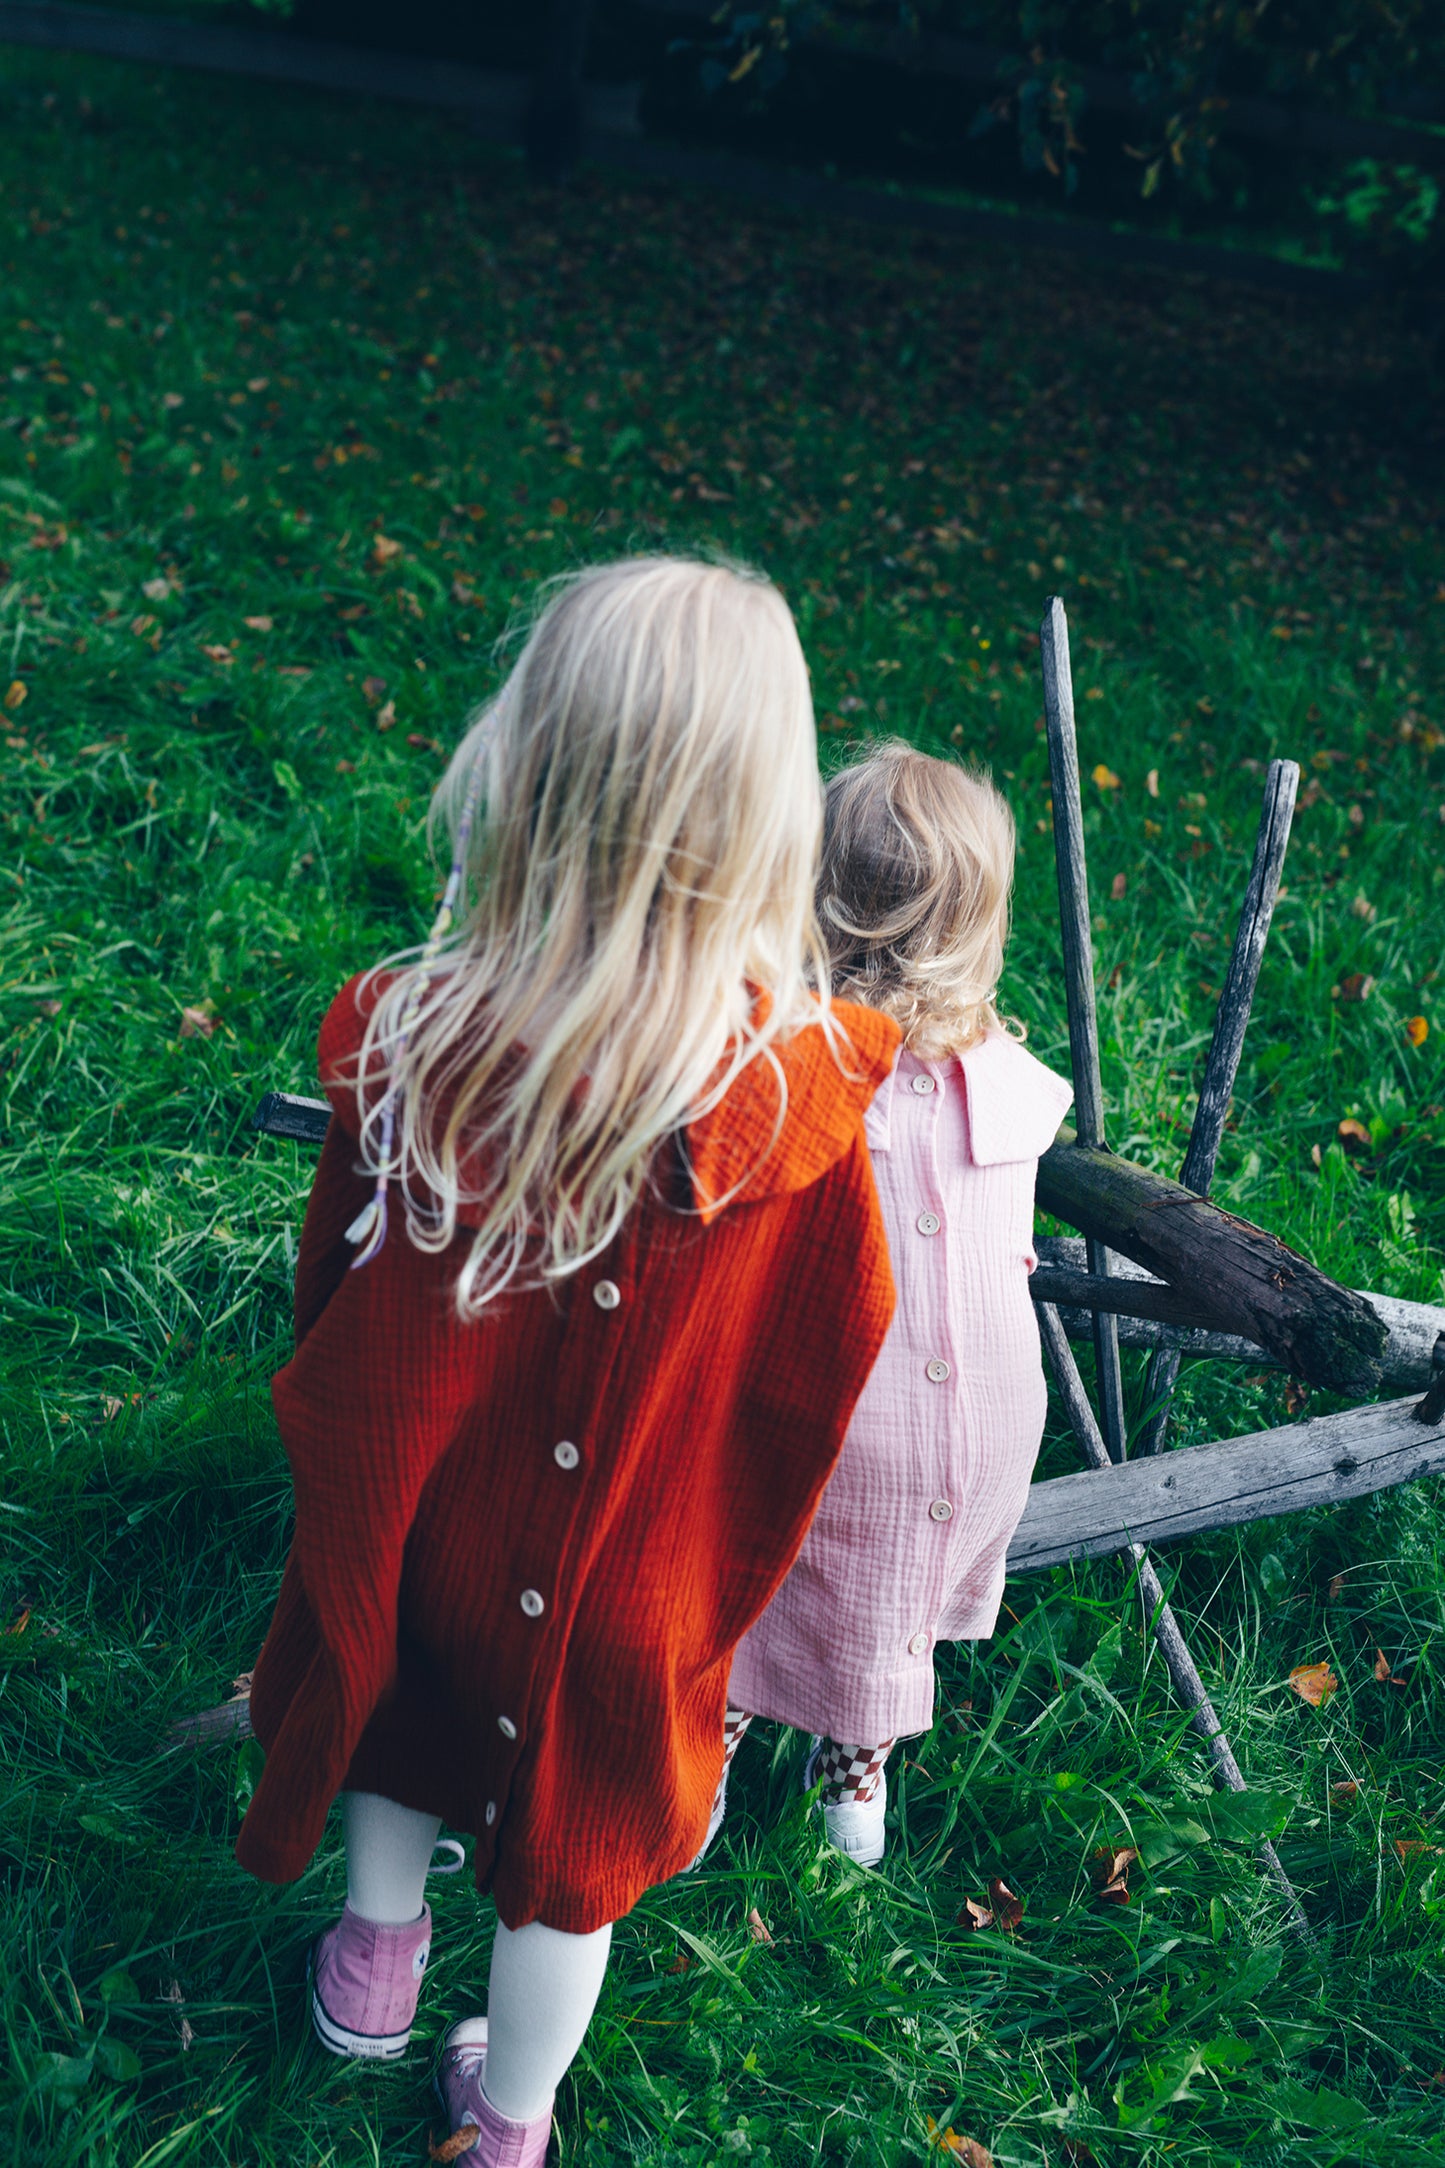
[925,1358,951,1383]
[916,1211,941,1236]
[929,1499,954,1522]
[484,1801,497,1827]
[592,1279,621,1310]
[908,1631,930,1655]
[497,1715,517,1739]
[553,1440,580,1470]
[910,1073,936,1095]
[519,1588,545,1618]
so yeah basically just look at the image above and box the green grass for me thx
[1,44,1443,2168]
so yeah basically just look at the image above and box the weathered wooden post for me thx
[1040,596,1127,1460]
[1136,758,1299,1453]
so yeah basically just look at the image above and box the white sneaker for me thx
[803,1741,887,1868]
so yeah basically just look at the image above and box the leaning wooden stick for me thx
[1040,596,1128,1461]
[1136,758,1300,1454]
[1034,1299,1313,1940]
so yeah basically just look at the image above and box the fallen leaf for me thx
[102,1396,123,1421]
[1404,1015,1429,1047]
[179,1005,217,1039]
[131,615,157,636]
[36,998,61,1017]
[1289,1661,1339,1707]
[925,2119,993,2167]
[4,679,27,710]
[202,644,233,665]
[1337,1117,1371,1150]
[407,732,444,755]
[372,533,403,566]
[1335,972,1374,1002]
[746,1907,774,1946]
[1373,1647,1408,1687]
[1092,763,1121,791]
[161,391,184,410]
[375,700,397,733]
[987,1876,1024,1932]
[428,2127,482,2163]
[1144,767,1159,797]
[362,675,388,703]
[1089,1845,1138,1905]
[141,577,172,601]
[5,1607,30,1635]
[244,614,273,632]
[666,1951,693,1974]
[1284,1378,1310,1416]
[1110,872,1127,900]
[1327,1574,1345,1602]
[957,1896,993,1930]
[335,758,356,774]
[1350,893,1376,921]
[1394,1839,1443,1861]
[1330,1781,1358,1804]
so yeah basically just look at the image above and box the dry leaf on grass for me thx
[1373,1647,1408,1686]
[179,1006,217,1040]
[1327,1573,1346,1602]
[1110,872,1127,900]
[372,533,404,566]
[202,644,233,666]
[957,1896,993,1931]
[244,614,273,632]
[1090,1846,1138,1905]
[1337,1117,1371,1150]
[362,674,388,703]
[746,1907,773,1946]
[1394,1840,1442,1861]
[987,1877,1025,1932]
[1283,1378,1310,1416]
[407,732,444,755]
[1335,973,1374,1002]
[375,700,397,733]
[1289,1661,1339,1706]
[141,577,173,601]
[925,2117,993,2166]
[1330,1781,1359,1804]
[666,1951,693,1974]
[1404,1015,1429,1048]
[428,2126,481,2163]
[1091,763,1120,791]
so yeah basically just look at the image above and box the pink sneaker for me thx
[435,2017,554,2168]
[309,1903,433,2059]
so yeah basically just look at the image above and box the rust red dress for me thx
[235,977,900,1933]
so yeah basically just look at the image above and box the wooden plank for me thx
[1037,1126,1386,1395]
[1037,1235,1445,1391]
[1007,1392,1445,1573]
[1139,759,1299,1454]
[1040,597,1127,1462]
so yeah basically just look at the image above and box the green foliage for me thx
[0,41,1443,2168]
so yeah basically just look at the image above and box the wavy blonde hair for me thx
[352,555,831,1315]
[818,741,1019,1059]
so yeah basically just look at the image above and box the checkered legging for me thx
[720,1709,895,1805]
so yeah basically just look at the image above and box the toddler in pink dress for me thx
[720,742,1072,1865]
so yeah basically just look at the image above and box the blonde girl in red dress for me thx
[236,557,901,2165]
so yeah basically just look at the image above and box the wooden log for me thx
[1008,1390,1445,1573]
[1036,1236,1445,1392]
[1033,1302,1312,1939]
[1036,1127,1386,1396]
[1031,1268,1213,1331]
[1138,759,1299,1455]
[254,1089,330,1144]
[1041,596,1127,1462]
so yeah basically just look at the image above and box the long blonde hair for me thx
[818,742,1018,1059]
[352,555,831,1315]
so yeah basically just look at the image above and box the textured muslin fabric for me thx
[235,975,900,1933]
[729,1031,1073,1745]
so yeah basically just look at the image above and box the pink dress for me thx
[730,1031,1073,1744]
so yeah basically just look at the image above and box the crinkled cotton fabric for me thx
[730,1032,1073,1744]
[235,976,900,1933]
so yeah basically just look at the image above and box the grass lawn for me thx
[2,43,1444,2168]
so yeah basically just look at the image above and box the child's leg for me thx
[480,1918,614,2120]
[342,1790,443,1924]
[813,1737,895,1806]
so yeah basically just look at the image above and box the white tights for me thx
[341,1791,612,2121]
